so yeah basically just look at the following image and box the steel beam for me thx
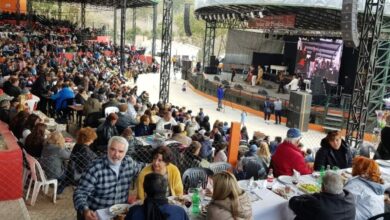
[81,2,86,29]
[132,8,136,45]
[16,0,21,25]
[27,0,33,28]
[159,0,174,103]
[120,0,127,76]
[58,0,62,20]
[113,8,117,45]
[346,0,385,147]
[202,21,216,71]
[152,4,157,58]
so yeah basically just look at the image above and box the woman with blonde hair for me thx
[207,171,252,220]
[344,156,385,220]
[257,141,271,166]
[39,131,70,180]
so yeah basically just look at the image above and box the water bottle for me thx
[266,168,274,190]
[191,188,201,214]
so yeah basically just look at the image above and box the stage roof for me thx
[194,0,390,36]
[31,0,159,8]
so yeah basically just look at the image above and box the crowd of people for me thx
[1,13,390,220]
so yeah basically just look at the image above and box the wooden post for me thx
[227,122,240,168]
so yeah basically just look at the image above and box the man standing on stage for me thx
[217,84,224,111]
[231,65,236,82]
[274,98,282,124]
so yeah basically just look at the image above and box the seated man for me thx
[126,173,189,220]
[271,128,312,176]
[73,136,144,220]
[289,171,356,220]
[156,110,177,133]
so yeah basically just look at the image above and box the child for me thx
[182,82,186,92]
[240,110,247,127]
[305,148,315,163]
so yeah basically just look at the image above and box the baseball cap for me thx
[287,128,301,139]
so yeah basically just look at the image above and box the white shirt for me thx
[156,117,178,132]
[287,78,299,91]
[214,150,227,162]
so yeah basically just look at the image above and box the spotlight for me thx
[250,12,255,18]
[259,11,264,18]
[227,14,230,19]
[222,14,225,20]
[213,14,217,20]
[208,15,212,20]
[232,13,236,19]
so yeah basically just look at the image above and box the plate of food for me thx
[298,183,321,194]
[273,186,295,199]
[109,204,132,216]
[238,180,258,191]
[376,160,390,167]
[277,175,294,185]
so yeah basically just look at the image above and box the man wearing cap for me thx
[271,128,313,177]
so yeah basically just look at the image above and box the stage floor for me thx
[203,72,291,101]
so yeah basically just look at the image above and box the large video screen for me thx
[294,38,343,84]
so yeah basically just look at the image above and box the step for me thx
[326,112,343,118]
[325,117,343,123]
[323,126,341,132]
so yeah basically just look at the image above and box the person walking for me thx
[274,98,282,124]
[241,110,247,127]
[231,66,236,82]
[217,84,224,111]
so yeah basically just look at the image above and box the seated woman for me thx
[94,113,119,154]
[121,127,138,154]
[134,115,153,137]
[214,142,228,162]
[24,123,47,158]
[9,110,29,140]
[74,86,88,105]
[207,171,252,220]
[314,131,352,171]
[126,173,189,220]
[137,146,183,201]
[181,141,208,173]
[39,131,70,180]
[20,113,41,145]
[257,142,271,167]
[344,156,385,220]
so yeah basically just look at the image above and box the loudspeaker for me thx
[341,0,359,48]
[210,56,217,67]
[184,4,192,37]
[206,66,218,74]
[288,91,312,113]
[258,89,268,96]
[286,110,310,132]
[182,60,192,71]
[311,76,325,96]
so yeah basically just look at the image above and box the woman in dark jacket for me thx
[374,115,390,159]
[180,141,204,173]
[314,131,352,171]
[9,110,29,139]
[94,112,119,153]
[134,115,153,137]
[24,123,47,158]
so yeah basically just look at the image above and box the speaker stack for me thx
[341,0,359,48]
[184,4,192,37]
[181,60,192,80]
[287,91,312,132]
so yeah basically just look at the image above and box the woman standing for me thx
[207,171,252,220]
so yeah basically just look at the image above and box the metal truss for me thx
[27,0,33,28]
[16,0,21,25]
[80,2,86,29]
[58,0,62,20]
[159,0,174,103]
[367,39,390,131]
[113,8,117,45]
[202,21,216,70]
[132,8,137,45]
[152,4,157,58]
[120,0,127,76]
[346,0,385,147]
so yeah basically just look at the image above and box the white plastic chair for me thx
[25,159,57,206]
[104,106,119,117]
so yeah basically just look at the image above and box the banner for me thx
[248,15,296,29]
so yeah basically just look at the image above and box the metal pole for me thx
[120,0,127,76]
[58,0,62,21]
[27,0,33,29]
[16,0,21,25]
[152,4,157,58]
[132,8,136,45]
[159,0,174,103]
[113,8,117,45]
[81,2,86,29]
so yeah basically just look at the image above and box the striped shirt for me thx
[73,155,144,211]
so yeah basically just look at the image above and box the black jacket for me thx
[31,75,49,97]
[289,190,356,220]
[374,126,390,159]
[94,120,119,153]
[3,82,21,98]
[134,123,153,137]
[116,112,133,134]
[314,138,352,171]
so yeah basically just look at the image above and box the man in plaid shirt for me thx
[73,136,144,220]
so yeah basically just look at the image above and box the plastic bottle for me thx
[266,168,274,190]
[318,166,325,185]
[191,188,201,214]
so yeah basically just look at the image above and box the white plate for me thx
[109,204,132,216]
[277,175,294,185]
[238,180,257,191]
[376,160,390,167]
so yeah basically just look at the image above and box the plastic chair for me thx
[25,159,58,206]
[209,162,232,174]
[104,106,119,117]
[368,212,390,220]
[182,167,210,192]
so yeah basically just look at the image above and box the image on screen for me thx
[294,38,343,84]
